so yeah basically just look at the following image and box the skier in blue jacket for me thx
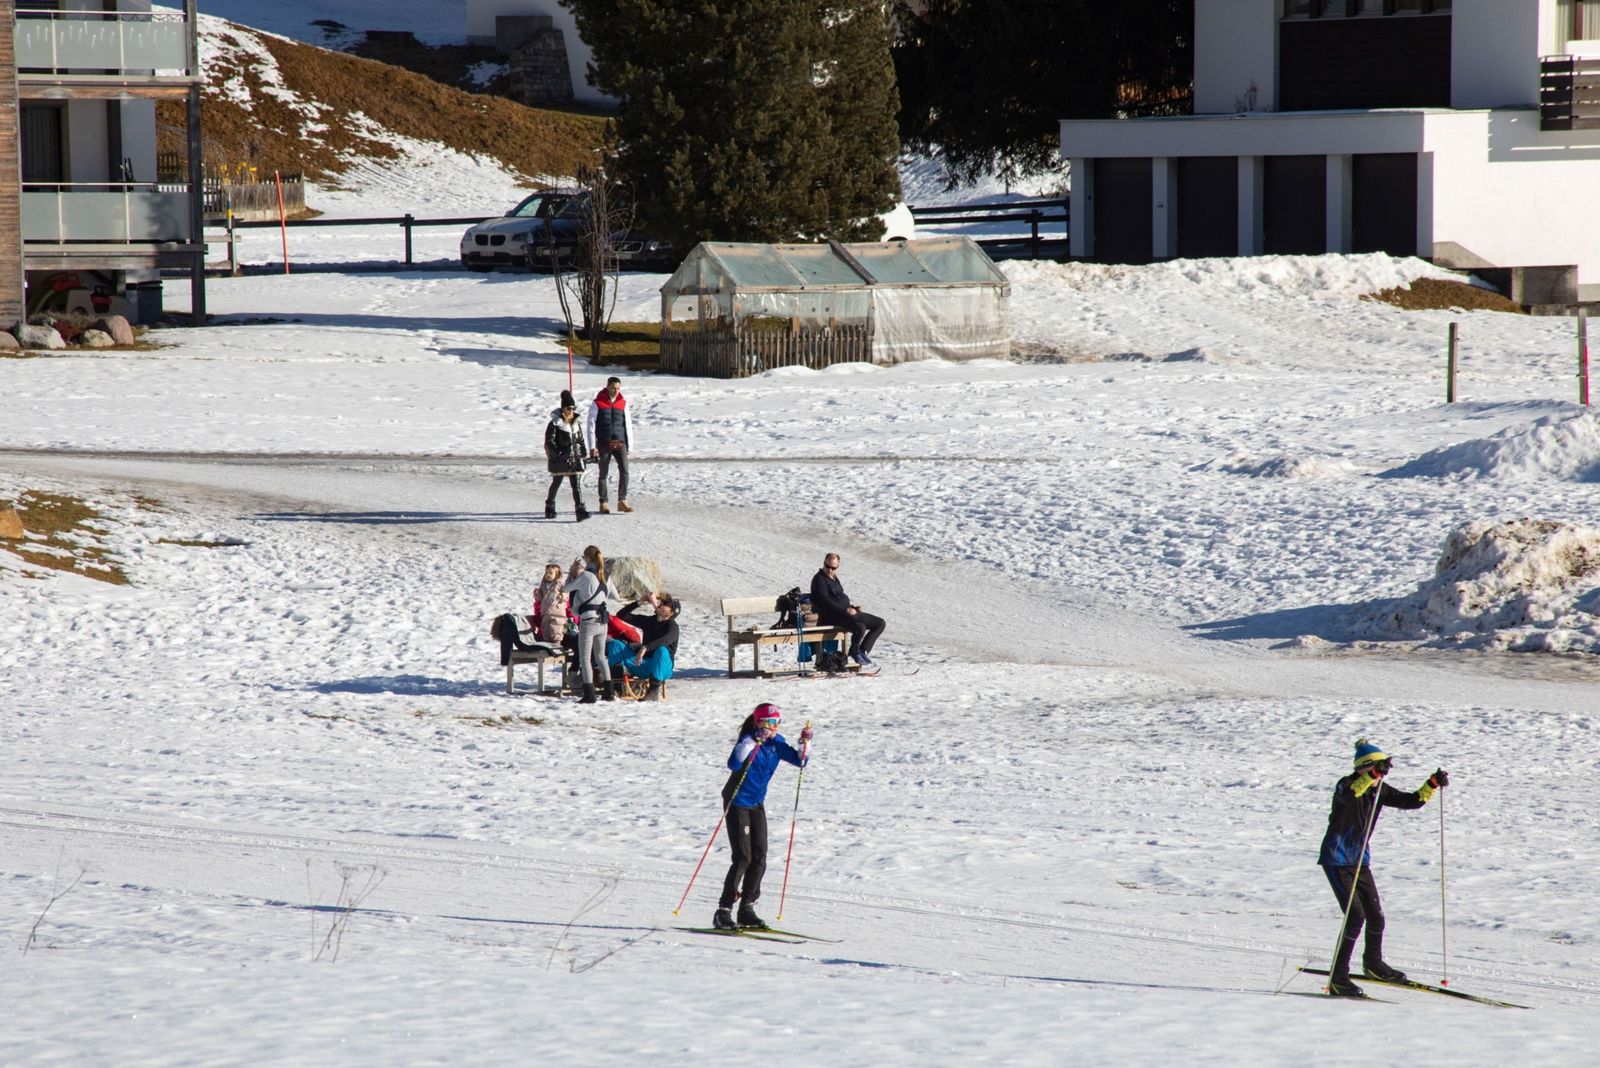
[714,703,813,930]
[1318,738,1449,997]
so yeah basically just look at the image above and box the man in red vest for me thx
[586,376,635,514]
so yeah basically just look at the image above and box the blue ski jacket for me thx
[1318,772,1428,868]
[723,733,806,808]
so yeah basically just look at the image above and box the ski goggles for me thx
[753,704,781,728]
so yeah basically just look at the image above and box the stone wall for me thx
[498,15,573,106]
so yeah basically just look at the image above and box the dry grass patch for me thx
[1361,277,1525,314]
[2,491,127,585]
[569,320,662,371]
[160,27,606,185]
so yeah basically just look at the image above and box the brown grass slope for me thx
[161,26,606,185]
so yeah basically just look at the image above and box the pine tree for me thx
[563,0,902,249]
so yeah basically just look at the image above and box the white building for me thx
[1060,0,1600,301]
[464,0,616,109]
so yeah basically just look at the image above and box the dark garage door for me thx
[1176,157,1238,259]
[1352,153,1418,256]
[1263,155,1326,256]
[1092,158,1153,264]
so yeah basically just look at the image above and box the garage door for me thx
[1263,155,1326,256]
[1352,153,1418,256]
[1092,158,1153,264]
[1177,157,1238,259]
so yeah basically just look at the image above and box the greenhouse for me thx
[658,237,1011,377]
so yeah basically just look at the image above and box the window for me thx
[1562,0,1600,42]
[1283,0,1450,17]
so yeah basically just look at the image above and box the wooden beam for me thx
[17,79,195,100]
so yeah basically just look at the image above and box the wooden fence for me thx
[660,324,871,378]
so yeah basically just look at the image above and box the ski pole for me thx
[776,722,812,922]
[1439,789,1449,987]
[1325,773,1385,993]
[672,742,761,917]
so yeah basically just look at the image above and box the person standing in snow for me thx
[533,562,570,645]
[714,704,813,930]
[585,376,635,514]
[543,390,590,522]
[563,545,617,703]
[809,552,886,668]
[1317,738,1449,997]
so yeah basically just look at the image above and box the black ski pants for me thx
[1324,865,1386,977]
[718,802,768,910]
[546,474,584,511]
[831,610,885,657]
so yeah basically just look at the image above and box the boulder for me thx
[15,323,65,350]
[93,315,135,346]
[80,329,115,348]
[608,556,662,601]
[0,330,17,352]
[0,508,25,540]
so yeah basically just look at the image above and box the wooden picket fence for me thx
[660,323,871,378]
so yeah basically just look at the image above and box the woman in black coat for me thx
[544,390,590,521]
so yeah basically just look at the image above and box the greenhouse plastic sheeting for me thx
[871,285,1011,363]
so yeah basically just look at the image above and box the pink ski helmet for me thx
[753,703,781,729]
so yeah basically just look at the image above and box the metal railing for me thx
[14,8,191,76]
[1540,54,1600,131]
[910,197,1069,259]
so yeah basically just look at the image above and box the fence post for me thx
[403,213,414,267]
[1446,321,1458,403]
[1580,309,1590,407]
[1030,209,1041,258]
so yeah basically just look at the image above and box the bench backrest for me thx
[722,595,782,618]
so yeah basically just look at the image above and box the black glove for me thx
[1429,768,1449,789]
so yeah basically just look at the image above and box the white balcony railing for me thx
[22,185,192,244]
[14,9,191,77]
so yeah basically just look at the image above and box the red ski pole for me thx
[776,722,812,922]
[672,744,761,917]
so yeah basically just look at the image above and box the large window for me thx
[1284,0,1450,17]
[1559,0,1600,44]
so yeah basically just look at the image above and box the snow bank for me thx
[1199,455,1359,479]
[1350,518,1600,651]
[1382,411,1600,483]
[1005,253,1453,303]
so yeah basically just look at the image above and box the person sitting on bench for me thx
[809,552,885,668]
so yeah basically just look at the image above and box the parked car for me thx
[459,190,574,271]
[525,194,675,272]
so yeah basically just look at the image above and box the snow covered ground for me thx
[3,249,1599,1062]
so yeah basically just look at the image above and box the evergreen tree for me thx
[894,0,1192,189]
[563,1,902,248]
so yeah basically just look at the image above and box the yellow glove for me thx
[1350,771,1380,797]
[1417,782,1436,803]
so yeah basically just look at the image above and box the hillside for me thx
[160,14,606,190]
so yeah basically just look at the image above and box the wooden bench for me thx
[721,595,849,678]
[505,645,569,696]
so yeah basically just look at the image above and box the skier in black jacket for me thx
[1318,738,1449,997]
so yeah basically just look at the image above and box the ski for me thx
[674,926,806,944]
[1299,967,1529,1009]
[756,926,842,943]
[1280,989,1391,1004]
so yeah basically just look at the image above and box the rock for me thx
[608,556,662,601]
[15,323,65,350]
[0,330,17,352]
[0,508,25,540]
[93,315,135,346]
[80,329,115,348]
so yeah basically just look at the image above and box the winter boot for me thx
[575,504,590,522]
[736,905,768,930]
[544,500,557,519]
[601,679,616,702]
[599,501,610,514]
[617,500,634,513]
[1326,974,1366,998]
[579,683,597,704]
[644,679,662,701]
[1362,958,1407,982]
[712,908,737,931]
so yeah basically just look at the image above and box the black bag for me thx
[815,650,849,673]
[773,586,805,629]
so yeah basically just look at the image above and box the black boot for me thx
[1363,958,1406,982]
[736,905,768,929]
[644,679,661,701]
[712,908,737,931]
[1327,974,1366,997]
[579,683,597,704]
[575,503,590,522]
[544,500,556,519]
[601,679,616,701]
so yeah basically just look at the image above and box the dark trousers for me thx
[831,611,885,656]
[546,474,583,509]
[718,802,768,910]
[597,447,629,502]
[1324,865,1386,977]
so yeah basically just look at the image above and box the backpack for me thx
[773,586,806,629]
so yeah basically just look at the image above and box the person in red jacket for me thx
[585,376,635,514]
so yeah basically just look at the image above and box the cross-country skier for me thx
[714,704,813,930]
[1318,738,1449,997]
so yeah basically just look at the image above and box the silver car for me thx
[459,191,573,271]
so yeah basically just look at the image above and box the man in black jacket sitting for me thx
[809,552,886,668]
[610,592,680,700]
